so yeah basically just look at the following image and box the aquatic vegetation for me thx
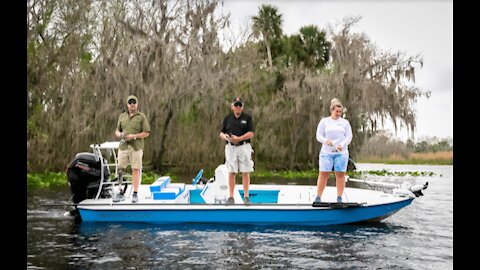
[27,167,437,189]
[27,171,163,189]
[357,170,436,177]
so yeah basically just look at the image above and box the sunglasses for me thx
[233,102,243,107]
[128,100,137,105]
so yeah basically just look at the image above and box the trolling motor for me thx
[396,182,429,197]
[383,181,429,198]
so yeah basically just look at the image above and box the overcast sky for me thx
[218,0,453,141]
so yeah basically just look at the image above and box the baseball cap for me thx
[232,97,244,106]
[126,95,138,104]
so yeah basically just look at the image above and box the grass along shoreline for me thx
[26,169,438,189]
[27,165,443,189]
[356,151,452,165]
[28,152,451,189]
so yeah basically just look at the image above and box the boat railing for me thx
[90,141,134,199]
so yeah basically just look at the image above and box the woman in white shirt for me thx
[314,98,353,203]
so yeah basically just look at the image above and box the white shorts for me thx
[225,143,254,173]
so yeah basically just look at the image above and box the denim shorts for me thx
[319,152,348,172]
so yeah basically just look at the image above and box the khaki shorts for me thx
[118,145,143,169]
[225,143,254,173]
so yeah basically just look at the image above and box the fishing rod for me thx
[345,158,428,197]
[40,203,79,207]
[347,176,428,197]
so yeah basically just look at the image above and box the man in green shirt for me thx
[113,95,151,203]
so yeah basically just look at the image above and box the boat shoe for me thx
[112,193,125,202]
[244,197,251,205]
[131,193,138,203]
[226,197,235,204]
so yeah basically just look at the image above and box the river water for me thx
[27,163,453,269]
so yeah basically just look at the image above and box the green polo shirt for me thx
[116,112,151,151]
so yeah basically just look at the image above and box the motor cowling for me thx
[66,152,109,204]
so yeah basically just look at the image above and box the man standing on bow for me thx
[219,97,255,205]
[114,95,150,203]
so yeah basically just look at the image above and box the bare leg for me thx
[316,172,331,197]
[228,172,236,198]
[241,172,250,198]
[132,168,141,192]
[335,171,346,197]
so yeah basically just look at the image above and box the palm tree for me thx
[285,25,331,71]
[297,25,331,70]
[252,4,283,70]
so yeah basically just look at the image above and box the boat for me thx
[66,141,428,226]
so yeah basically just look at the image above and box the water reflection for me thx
[76,221,404,235]
[66,221,410,269]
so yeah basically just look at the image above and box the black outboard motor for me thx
[67,152,109,204]
[66,152,110,223]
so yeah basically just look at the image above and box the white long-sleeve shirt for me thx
[316,117,353,154]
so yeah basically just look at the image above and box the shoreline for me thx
[27,160,450,189]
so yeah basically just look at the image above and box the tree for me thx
[326,16,430,157]
[286,25,331,70]
[27,3,431,173]
[252,4,283,70]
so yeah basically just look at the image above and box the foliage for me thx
[413,139,452,153]
[358,132,453,164]
[284,25,331,70]
[252,4,283,70]
[357,169,436,177]
[27,172,67,189]
[359,131,409,158]
[27,167,436,190]
[326,16,429,157]
[27,171,176,189]
[27,1,430,174]
[358,155,452,165]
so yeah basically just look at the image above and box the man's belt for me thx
[227,140,249,146]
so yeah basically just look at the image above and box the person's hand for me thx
[336,145,343,152]
[126,134,137,141]
[230,135,240,144]
[223,134,231,141]
[325,139,333,146]
[119,132,126,144]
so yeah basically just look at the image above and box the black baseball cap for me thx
[232,97,244,106]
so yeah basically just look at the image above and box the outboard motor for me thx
[66,152,110,204]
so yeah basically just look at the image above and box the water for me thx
[27,164,453,269]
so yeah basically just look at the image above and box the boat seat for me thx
[150,176,187,200]
[150,176,171,192]
[200,164,243,204]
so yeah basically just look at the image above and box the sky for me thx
[218,0,453,141]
